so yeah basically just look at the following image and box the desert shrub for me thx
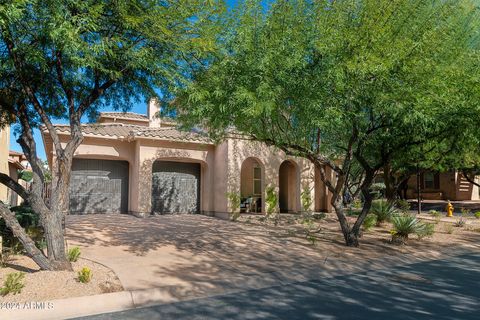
[391,214,421,244]
[0,248,13,267]
[265,186,278,215]
[460,208,471,216]
[352,198,362,209]
[370,183,386,199]
[68,247,81,262]
[301,187,313,212]
[445,224,454,234]
[454,217,466,228]
[395,199,410,213]
[312,212,326,220]
[0,272,25,296]
[362,214,377,231]
[370,199,397,225]
[0,205,44,253]
[77,267,92,283]
[226,192,241,214]
[416,223,435,240]
[305,233,317,246]
[474,212,480,219]
[429,210,441,218]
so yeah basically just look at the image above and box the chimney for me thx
[147,98,161,128]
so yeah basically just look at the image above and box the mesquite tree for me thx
[0,0,223,270]
[173,0,480,246]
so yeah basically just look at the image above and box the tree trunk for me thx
[42,156,73,271]
[384,164,396,201]
[0,204,53,270]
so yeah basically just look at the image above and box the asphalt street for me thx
[76,252,480,320]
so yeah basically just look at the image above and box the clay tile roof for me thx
[51,123,212,144]
[99,112,149,121]
[132,127,211,143]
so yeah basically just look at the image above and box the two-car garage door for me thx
[69,159,200,214]
[70,159,129,214]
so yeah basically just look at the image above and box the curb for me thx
[1,247,479,320]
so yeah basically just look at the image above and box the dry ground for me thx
[0,255,123,303]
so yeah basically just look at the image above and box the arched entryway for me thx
[279,160,299,213]
[240,157,264,213]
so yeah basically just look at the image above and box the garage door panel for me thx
[70,159,129,214]
[151,161,200,214]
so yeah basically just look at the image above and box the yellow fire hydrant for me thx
[446,200,454,217]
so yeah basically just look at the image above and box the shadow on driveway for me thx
[77,253,480,320]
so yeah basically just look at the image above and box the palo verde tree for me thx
[0,0,224,270]
[172,0,480,246]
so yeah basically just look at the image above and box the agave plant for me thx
[391,214,421,244]
[370,199,398,226]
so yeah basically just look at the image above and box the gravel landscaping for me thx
[0,255,123,303]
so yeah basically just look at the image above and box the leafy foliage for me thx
[265,185,278,215]
[77,267,92,284]
[0,272,25,296]
[362,214,377,232]
[173,0,480,246]
[416,223,435,240]
[301,187,313,212]
[369,200,397,225]
[391,214,424,243]
[67,247,81,262]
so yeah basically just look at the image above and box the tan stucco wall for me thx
[0,126,10,203]
[225,138,316,213]
[406,171,479,201]
[51,131,332,215]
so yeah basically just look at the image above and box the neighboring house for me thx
[405,171,480,201]
[0,125,10,203]
[42,99,334,216]
[7,151,31,206]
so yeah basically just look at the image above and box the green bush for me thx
[68,247,81,262]
[0,205,44,252]
[265,186,278,215]
[391,214,421,243]
[301,187,313,212]
[0,272,25,296]
[370,199,397,225]
[416,223,435,240]
[362,214,377,231]
[226,192,241,214]
[475,212,480,219]
[77,267,92,283]
[428,210,441,217]
[395,199,410,213]
[370,183,386,199]
[454,217,466,228]
[352,198,362,209]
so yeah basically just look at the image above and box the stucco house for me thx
[0,125,10,204]
[42,100,333,217]
[405,171,480,201]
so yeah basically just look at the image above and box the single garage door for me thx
[151,161,200,214]
[70,159,129,214]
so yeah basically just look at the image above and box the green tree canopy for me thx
[0,0,224,270]
[173,0,480,246]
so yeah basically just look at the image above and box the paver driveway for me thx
[66,214,336,301]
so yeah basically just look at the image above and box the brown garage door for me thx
[70,159,129,214]
[151,161,200,214]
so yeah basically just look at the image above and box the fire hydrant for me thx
[446,200,454,217]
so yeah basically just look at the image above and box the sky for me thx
[8,0,264,160]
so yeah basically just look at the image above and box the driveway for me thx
[66,214,333,299]
[76,252,480,320]
[66,213,478,305]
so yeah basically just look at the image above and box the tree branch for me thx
[0,173,29,200]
